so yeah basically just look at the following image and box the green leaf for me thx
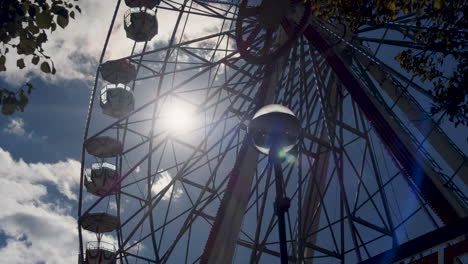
[18,91,29,111]
[70,10,75,19]
[40,61,51,73]
[26,83,34,93]
[385,1,396,11]
[2,104,16,115]
[0,56,6,71]
[35,11,53,29]
[15,4,26,17]
[17,59,26,69]
[51,6,67,16]
[1,96,17,115]
[57,14,69,28]
[75,5,82,13]
[26,24,40,34]
[17,38,36,55]
[28,5,37,17]
[31,56,40,65]
[37,32,48,44]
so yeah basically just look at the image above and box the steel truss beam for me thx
[200,61,283,264]
[353,47,468,186]
[302,22,464,224]
[316,18,468,187]
[359,216,468,264]
[80,2,468,263]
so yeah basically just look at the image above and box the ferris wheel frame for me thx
[77,1,468,263]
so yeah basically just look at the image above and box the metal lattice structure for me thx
[78,0,468,263]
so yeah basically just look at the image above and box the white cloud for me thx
[0,1,134,85]
[109,201,118,212]
[3,118,32,139]
[0,148,80,200]
[151,171,183,201]
[0,147,114,264]
[0,1,232,86]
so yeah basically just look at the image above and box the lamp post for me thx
[249,104,301,264]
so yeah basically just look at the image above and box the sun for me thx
[159,96,198,135]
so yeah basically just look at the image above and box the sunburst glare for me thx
[159,96,199,135]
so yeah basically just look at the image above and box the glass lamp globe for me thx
[249,104,301,156]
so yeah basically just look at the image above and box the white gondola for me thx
[80,213,120,233]
[124,8,158,42]
[100,84,135,118]
[125,0,161,9]
[100,60,137,84]
[85,163,119,197]
[85,241,116,264]
[84,136,123,158]
[249,104,301,155]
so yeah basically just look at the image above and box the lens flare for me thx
[159,97,198,135]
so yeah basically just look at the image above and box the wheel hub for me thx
[257,0,290,29]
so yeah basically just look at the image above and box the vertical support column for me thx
[301,137,331,261]
[301,71,340,262]
[273,160,290,264]
[201,59,286,263]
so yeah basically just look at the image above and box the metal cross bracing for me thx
[78,0,468,263]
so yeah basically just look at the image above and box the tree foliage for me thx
[0,0,80,115]
[310,0,467,126]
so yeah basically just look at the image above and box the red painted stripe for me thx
[410,252,438,264]
[444,240,468,263]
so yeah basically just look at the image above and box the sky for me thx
[0,1,233,263]
[0,1,466,264]
[0,1,128,263]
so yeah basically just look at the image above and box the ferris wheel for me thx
[77,0,468,263]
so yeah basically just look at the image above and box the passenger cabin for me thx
[85,241,116,264]
[84,136,123,158]
[124,8,158,42]
[85,163,119,196]
[125,0,161,9]
[100,84,135,118]
[80,213,119,263]
[100,60,137,84]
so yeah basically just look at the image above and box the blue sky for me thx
[0,1,230,262]
[0,78,89,163]
[0,1,117,262]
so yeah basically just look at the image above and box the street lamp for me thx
[249,104,301,264]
